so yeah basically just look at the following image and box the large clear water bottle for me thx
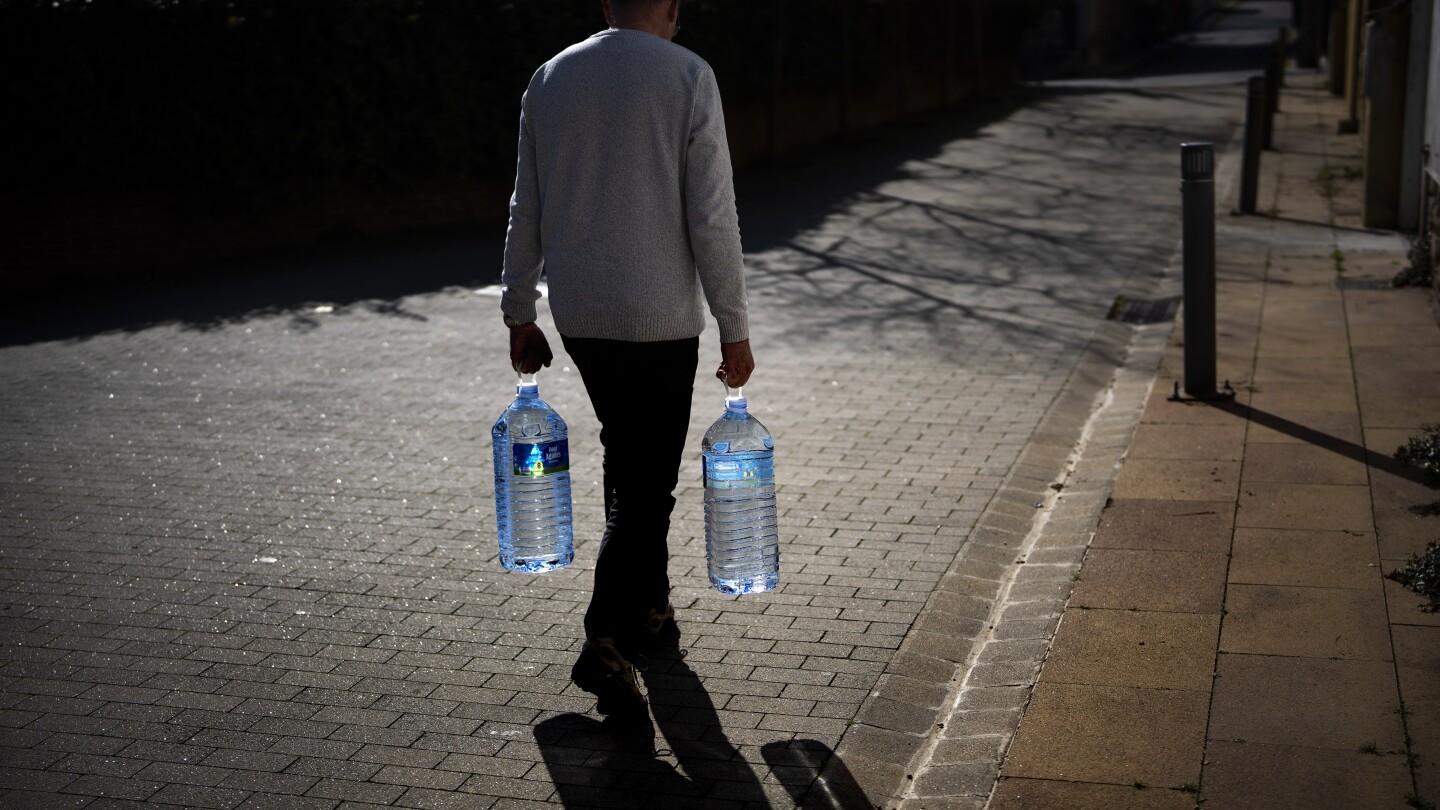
[491,373,573,572]
[702,388,779,594]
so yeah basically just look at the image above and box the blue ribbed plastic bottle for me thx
[491,374,573,572]
[702,390,779,594]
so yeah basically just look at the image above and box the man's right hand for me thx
[509,322,553,374]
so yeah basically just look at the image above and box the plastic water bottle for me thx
[702,388,779,594]
[491,373,573,572]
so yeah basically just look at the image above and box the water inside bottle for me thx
[492,379,573,572]
[703,398,779,594]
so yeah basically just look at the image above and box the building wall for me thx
[1401,0,1435,231]
[1429,0,1440,188]
[1428,0,1440,286]
[1429,0,1438,300]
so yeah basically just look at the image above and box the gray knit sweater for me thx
[500,28,749,344]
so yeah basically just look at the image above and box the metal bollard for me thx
[1239,76,1265,214]
[1181,143,1218,399]
[1262,56,1279,150]
[1296,0,1320,69]
[1274,28,1287,89]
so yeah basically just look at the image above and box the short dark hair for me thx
[610,0,666,8]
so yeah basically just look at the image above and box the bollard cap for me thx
[1181,143,1214,182]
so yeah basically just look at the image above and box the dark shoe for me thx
[571,637,646,718]
[636,603,680,653]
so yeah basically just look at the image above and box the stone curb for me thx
[833,129,1249,809]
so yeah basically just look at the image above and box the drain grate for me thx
[1336,278,1395,290]
[1107,295,1181,324]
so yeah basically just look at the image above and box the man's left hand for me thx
[509,322,553,374]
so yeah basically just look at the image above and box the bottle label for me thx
[704,457,769,485]
[512,439,569,477]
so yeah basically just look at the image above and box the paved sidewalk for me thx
[989,73,1440,809]
[6,4,1370,807]
[0,62,1246,810]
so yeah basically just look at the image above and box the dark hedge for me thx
[0,0,1042,209]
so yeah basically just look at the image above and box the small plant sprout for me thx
[1388,541,1440,613]
[1395,425,1440,487]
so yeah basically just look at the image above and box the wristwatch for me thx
[503,314,533,328]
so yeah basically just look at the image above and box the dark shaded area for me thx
[0,99,1025,348]
[0,0,598,200]
[1205,400,1438,488]
[0,224,501,345]
[0,0,1063,305]
[1107,295,1182,324]
[1036,0,1286,85]
[1131,26,1289,79]
[535,649,864,808]
[0,0,1038,203]
[536,650,766,808]
[761,739,871,809]
[0,0,1278,351]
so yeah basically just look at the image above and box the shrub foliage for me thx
[1396,425,1440,488]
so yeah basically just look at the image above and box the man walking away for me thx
[499,0,755,723]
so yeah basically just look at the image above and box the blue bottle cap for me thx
[725,395,747,412]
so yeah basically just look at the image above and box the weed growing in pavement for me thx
[1394,233,1434,288]
[1405,793,1437,810]
[1357,741,1381,754]
[1319,166,1337,200]
[1332,248,1346,274]
[1387,542,1440,612]
[1396,426,1440,487]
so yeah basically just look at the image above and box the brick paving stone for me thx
[0,791,96,810]
[234,796,341,810]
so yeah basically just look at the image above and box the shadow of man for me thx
[535,648,870,808]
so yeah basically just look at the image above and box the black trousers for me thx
[561,335,699,650]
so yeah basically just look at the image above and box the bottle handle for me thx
[720,378,743,401]
[518,371,538,387]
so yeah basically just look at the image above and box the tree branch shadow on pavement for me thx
[1,0,1285,352]
[0,101,1025,350]
[3,81,1237,355]
[535,648,868,808]
[739,84,1242,357]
